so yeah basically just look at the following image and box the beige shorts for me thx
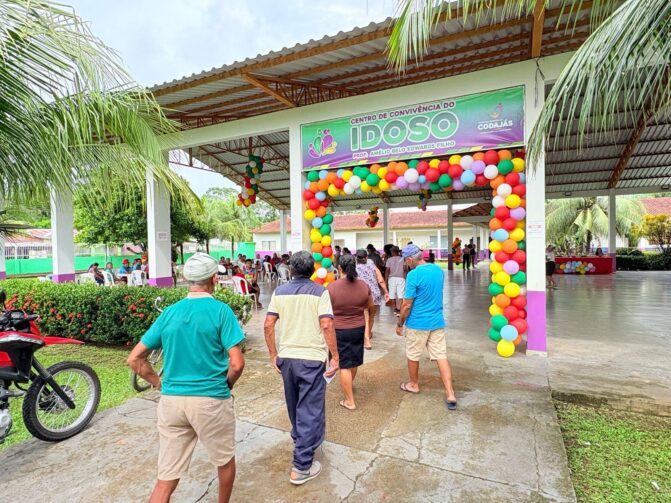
[157,395,236,480]
[405,328,448,361]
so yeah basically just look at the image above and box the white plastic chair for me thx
[102,271,115,287]
[263,262,276,283]
[175,265,184,282]
[77,273,97,285]
[277,266,290,285]
[231,276,258,312]
[129,270,146,287]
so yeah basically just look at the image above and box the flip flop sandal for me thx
[400,382,419,394]
[339,400,356,410]
[445,398,458,411]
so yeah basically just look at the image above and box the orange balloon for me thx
[490,175,506,189]
[317,179,329,192]
[311,243,323,253]
[520,198,526,208]
[513,334,523,345]
[473,152,485,161]
[492,189,498,197]
[489,218,503,231]
[316,206,327,217]
[502,239,518,254]
[396,162,408,175]
[495,293,511,308]
[309,181,319,193]
[325,272,336,283]
[498,149,512,161]
[387,161,398,173]
[326,172,338,184]
[370,164,380,174]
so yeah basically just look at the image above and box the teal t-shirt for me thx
[141,296,245,399]
[405,263,445,330]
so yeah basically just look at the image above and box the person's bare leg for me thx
[351,366,358,381]
[404,359,420,392]
[339,369,355,409]
[217,457,236,503]
[369,305,378,339]
[436,359,456,402]
[364,310,371,349]
[149,479,179,503]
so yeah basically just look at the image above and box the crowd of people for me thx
[128,242,458,501]
[87,257,147,285]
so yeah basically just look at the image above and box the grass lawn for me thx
[555,400,671,502]
[0,344,135,451]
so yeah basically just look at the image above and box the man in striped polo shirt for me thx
[264,250,339,485]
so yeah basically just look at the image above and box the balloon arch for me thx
[303,148,528,357]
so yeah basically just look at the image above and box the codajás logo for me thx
[308,129,337,158]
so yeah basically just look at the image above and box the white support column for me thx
[146,168,172,287]
[447,200,454,270]
[392,231,397,246]
[382,206,390,245]
[50,188,75,282]
[524,72,547,356]
[608,189,617,270]
[279,209,288,253]
[437,229,442,259]
[289,124,310,252]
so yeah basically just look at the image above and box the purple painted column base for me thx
[448,254,454,271]
[609,252,617,273]
[0,271,6,280]
[526,289,547,355]
[148,276,174,288]
[52,273,76,283]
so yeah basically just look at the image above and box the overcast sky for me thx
[67,1,396,195]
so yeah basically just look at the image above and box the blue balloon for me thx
[319,170,328,180]
[418,175,427,184]
[493,229,509,242]
[304,181,311,190]
[355,188,363,195]
[311,217,323,228]
[519,173,526,184]
[500,325,518,341]
[315,191,326,201]
[460,170,476,185]
[337,169,345,178]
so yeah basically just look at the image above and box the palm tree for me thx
[201,190,260,256]
[546,196,645,253]
[1,0,190,207]
[387,0,671,163]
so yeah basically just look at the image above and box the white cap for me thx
[183,252,218,282]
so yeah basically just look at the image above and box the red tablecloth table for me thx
[555,256,615,274]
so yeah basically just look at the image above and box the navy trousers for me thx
[276,357,326,471]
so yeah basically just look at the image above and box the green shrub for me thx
[616,247,643,256]
[0,279,252,345]
[616,253,671,271]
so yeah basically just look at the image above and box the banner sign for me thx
[301,86,524,170]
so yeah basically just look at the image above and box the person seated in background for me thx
[243,259,262,308]
[232,266,248,294]
[119,259,133,275]
[88,262,104,285]
[595,247,604,257]
[277,254,290,279]
[270,253,280,272]
[133,258,143,271]
[224,258,233,269]
[104,262,118,283]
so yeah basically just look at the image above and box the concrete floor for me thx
[2,267,667,501]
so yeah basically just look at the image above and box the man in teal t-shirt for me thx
[396,244,457,411]
[127,253,245,503]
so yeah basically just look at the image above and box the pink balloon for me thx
[395,177,409,189]
[408,182,421,191]
[471,160,486,175]
[503,260,520,275]
[452,179,465,191]
[510,207,526,220]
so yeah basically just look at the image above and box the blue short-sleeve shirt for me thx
[404,263,445,331]
[141,296,245,399]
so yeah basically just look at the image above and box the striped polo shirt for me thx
[267,278,334,362]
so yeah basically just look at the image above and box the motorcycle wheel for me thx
[130,349,163,392]
[22,361,101,442]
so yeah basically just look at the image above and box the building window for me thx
[261,240,276,251]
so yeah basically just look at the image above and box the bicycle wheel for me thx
[130,349,163,392]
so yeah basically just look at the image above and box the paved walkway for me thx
[1,264,578,502]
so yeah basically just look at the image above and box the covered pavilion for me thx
[5,2,670,357]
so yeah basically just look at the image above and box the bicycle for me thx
[130,297,164,392]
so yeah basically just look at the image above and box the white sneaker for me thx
[289,461,322,485]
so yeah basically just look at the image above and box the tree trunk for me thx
[231,237,235,258]
[206,240,210,254]
[180,243,184,264]
[585,230,592,255]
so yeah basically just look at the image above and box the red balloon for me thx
[513,184,526,197]
[320,199,330,207]
[385,172,398,183]
[512,250,526,264]
[511,295,527,309]
[519,263,527,272]
[475,174,488,186]
[417,161,429,174]
[334,178,345,189]
[321,246,333,257]
[447,164,463,179]
[308,198,320,210]
[494,206,510,220]
[303,190,314,201]
[494,251,510,263]
[511,318,528,335]
[438,160,450,174]
[503,218,517,231]
[426,168,440,182]
[518,309,527,319]
[505,173,520,186]
[503,305,519,321]
[484,150,500,165]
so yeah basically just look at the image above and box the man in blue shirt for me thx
[395,244,457,410]
[127,252,245,503]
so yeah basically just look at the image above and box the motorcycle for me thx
[0,290,101,443]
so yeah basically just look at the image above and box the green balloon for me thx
[320,224,331,235]
[322,213,333,224]
[512,271,527,285]
[366,173,380,186]
[307,170,320,182]
[488,327,502,342]
[408,159,419,169]
[322,257,333,268]
[251,184,258,191]
[498,160,514,175]
[429,182,441,192]
[490,208,496,217]
[438,173,452,187]
[313,252,323,262]
[488,283,504,296]
[518,240,526,250]
[491,314,508,330]
[354,167,369,179]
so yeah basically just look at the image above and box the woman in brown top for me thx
[327,254,373,410]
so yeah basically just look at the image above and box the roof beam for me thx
[530,0,546,58]
[244,74,297,108]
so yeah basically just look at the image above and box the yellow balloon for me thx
[360,181,371,192]
[429,158,440,168]
[321,235,332,246]
[505,194,522,208]
[379,179,390,191]
[342,170,353,182]
[448,155,461,165]
[377,167,388,178]
[304,209,316,220]
[489,303,504,316]
[310,272,317,281]
[504,282,521,298]
[516,220,525,229]
[489,261,503,274]
[246,187,255,195]
[494,271,511,286]
[489,240,503,253]
[510,228,525,242]
[497,339,515,357]
[327,184,340,197]
[236,199,243,206]
[372,187,382,194]
[243,199,251,207]
[310,230,322,243]
[512,158,525,173]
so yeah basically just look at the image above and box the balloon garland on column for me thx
[365,207,379,227]
[452,237,462,265]
[237,154,264,207]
